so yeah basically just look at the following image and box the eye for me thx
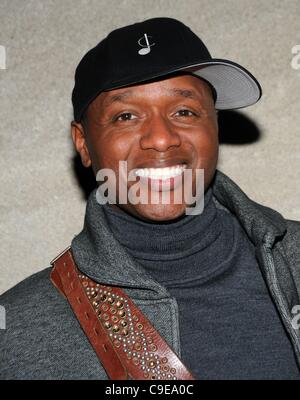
[174,109,197,118]
[113,112,138,122]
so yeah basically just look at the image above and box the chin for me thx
[132,203,187,223]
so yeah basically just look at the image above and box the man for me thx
[1,17,300,380]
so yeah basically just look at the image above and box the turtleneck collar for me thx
[102,187,220,261]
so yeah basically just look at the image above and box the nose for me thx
[140,113,181,152]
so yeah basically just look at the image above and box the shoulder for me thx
[0,267,82,379]
[0,266,107,379]
[280,219,300,254]
[0,267,65,313]
[0,266,73,342]
[285,219,300,232]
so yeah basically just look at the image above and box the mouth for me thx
[134,163,187,181]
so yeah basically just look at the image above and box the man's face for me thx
[71,74,219,222]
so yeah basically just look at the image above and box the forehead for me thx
[88,74,214,114]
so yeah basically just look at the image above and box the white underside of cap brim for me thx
[180,61,261,110]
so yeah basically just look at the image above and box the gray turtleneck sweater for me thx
[102,187,299,379]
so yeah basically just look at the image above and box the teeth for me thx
[135,164,186,180]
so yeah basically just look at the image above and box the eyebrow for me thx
[102,90,134,109]
[167,88,202,101]
[102,87,203,109]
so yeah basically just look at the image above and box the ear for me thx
[71,122,92,168]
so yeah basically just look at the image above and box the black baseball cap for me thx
[72,17,262,122]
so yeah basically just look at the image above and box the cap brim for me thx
[180,59,262,109]
[104,58,262,110]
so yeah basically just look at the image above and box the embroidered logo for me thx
[138,33,155,56]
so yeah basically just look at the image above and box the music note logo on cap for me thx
[138,33,155,55]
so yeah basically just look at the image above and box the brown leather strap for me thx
[50,247,195,380]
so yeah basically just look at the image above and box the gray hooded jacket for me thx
[1,169,300,379]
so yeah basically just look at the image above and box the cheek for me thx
[193,126,219,164]
[88,134,134,172]
[190,137,218,191]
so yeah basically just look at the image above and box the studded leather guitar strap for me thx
[50,247,195,380]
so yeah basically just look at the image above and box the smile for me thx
[134,164,187,180]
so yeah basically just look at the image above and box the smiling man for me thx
[72,73,218,221]
[1,17,300,380]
